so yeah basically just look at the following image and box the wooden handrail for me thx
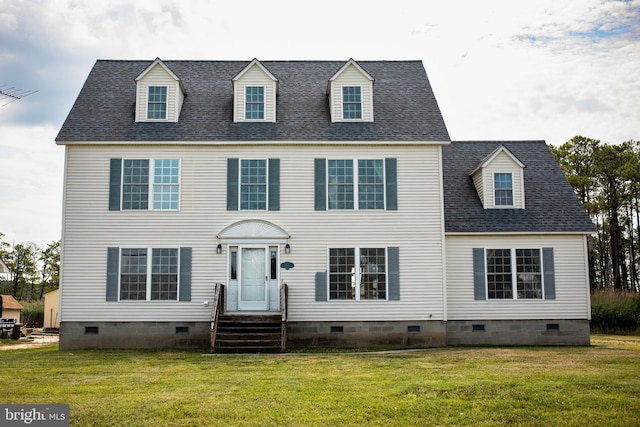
[280,283,288,352]
[210,283,225,353]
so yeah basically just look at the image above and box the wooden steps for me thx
[214,313,282,353]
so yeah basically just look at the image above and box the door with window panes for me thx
[229,245,279,311]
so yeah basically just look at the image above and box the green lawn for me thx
[1,336,639,426]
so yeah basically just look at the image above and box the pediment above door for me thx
[217,219,290,244]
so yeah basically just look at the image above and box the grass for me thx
[1,337,639,426]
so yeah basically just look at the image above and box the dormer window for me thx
[342,86,362,119]
[134,58,186,123]
[494,173,513,206]
[147,86,167,120]
[232,59,278,123]
[470,145,525,209]
[245,86,265,120]
[328,59,374,122]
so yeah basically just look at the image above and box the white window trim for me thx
[326,159,386,210]
[484,247,545,300]
[326,247,389,301]
[243,85,267,121]
[146,85,169,121]
[492,171,514,208]
[121,158,181,211]
[117,247,181,302]
[238,158,269,211]
[340,85,364,121]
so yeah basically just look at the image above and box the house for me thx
[0,295,23,324]
[43,289,60,329]
[55,58,594,350]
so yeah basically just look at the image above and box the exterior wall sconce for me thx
[216,244,222,254]
[285,243,291,254]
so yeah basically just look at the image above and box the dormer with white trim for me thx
[135,58,186,123]
[470,145,526,209]
[327,59,374,122]
[232,59,278,123]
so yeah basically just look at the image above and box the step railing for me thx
[280,283,288,352]
[210,283,225,353]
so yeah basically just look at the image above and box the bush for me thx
[20,301,44,328]
[591,290,640,334]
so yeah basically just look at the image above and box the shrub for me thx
[20,301,44,328]
[590,289,640,334]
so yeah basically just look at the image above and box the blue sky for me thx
[1,0,639,246]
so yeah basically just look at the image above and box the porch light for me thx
[216,244,222,254]
[285,243,291,254]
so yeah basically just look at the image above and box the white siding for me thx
[445,234,590,320]
[60,144,446,322]
[471,172,484,206]
[233,65,277,122]
[135,64,183,122]
[329,64,374,122]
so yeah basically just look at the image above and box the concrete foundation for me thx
[59,321,210,350]
[446,319,590,346]
[286,320,447,348]
[59,318,590,350]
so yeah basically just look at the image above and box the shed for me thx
[43,289,60,329]
[0,295,23,323]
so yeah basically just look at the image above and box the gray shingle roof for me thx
[442,140,595,233]
[56,60,450,142]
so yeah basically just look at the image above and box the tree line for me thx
[551,136,640,292]
[0,232,60,301]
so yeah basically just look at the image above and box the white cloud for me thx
[0,125,64,246]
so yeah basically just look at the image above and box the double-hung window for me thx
[153,159,180,210]
[486,248,542,299]
[494,173,514,206]
[328,160,355,209]
[227,158,279,211]
[119,248,179,301]
[147,86,167,120]
[240,159,267,210]
[358,159,385,209]
[342,86,362,119]
[245,86,265,120]
[329,247,387,300]
[327,159,385,210]
[110,159,180,211]
[122,160,149,210]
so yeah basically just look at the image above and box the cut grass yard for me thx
[1,336,639,426]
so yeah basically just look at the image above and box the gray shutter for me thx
[385,158,398,211]
[106,247,119,301]
[543,247,556,300]
[473,248,487,300]
[315,271,327,301]
[179,247,192,301]
[314,158,326,210]
[109,159,122,211]
[268,158,280,211]
[387,246,400,300]
[227,158,239,211]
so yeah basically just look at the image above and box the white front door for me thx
[239,246,268,310]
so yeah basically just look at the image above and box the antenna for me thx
[0,85,39,107]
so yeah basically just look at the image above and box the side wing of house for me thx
[443,141,595,346]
